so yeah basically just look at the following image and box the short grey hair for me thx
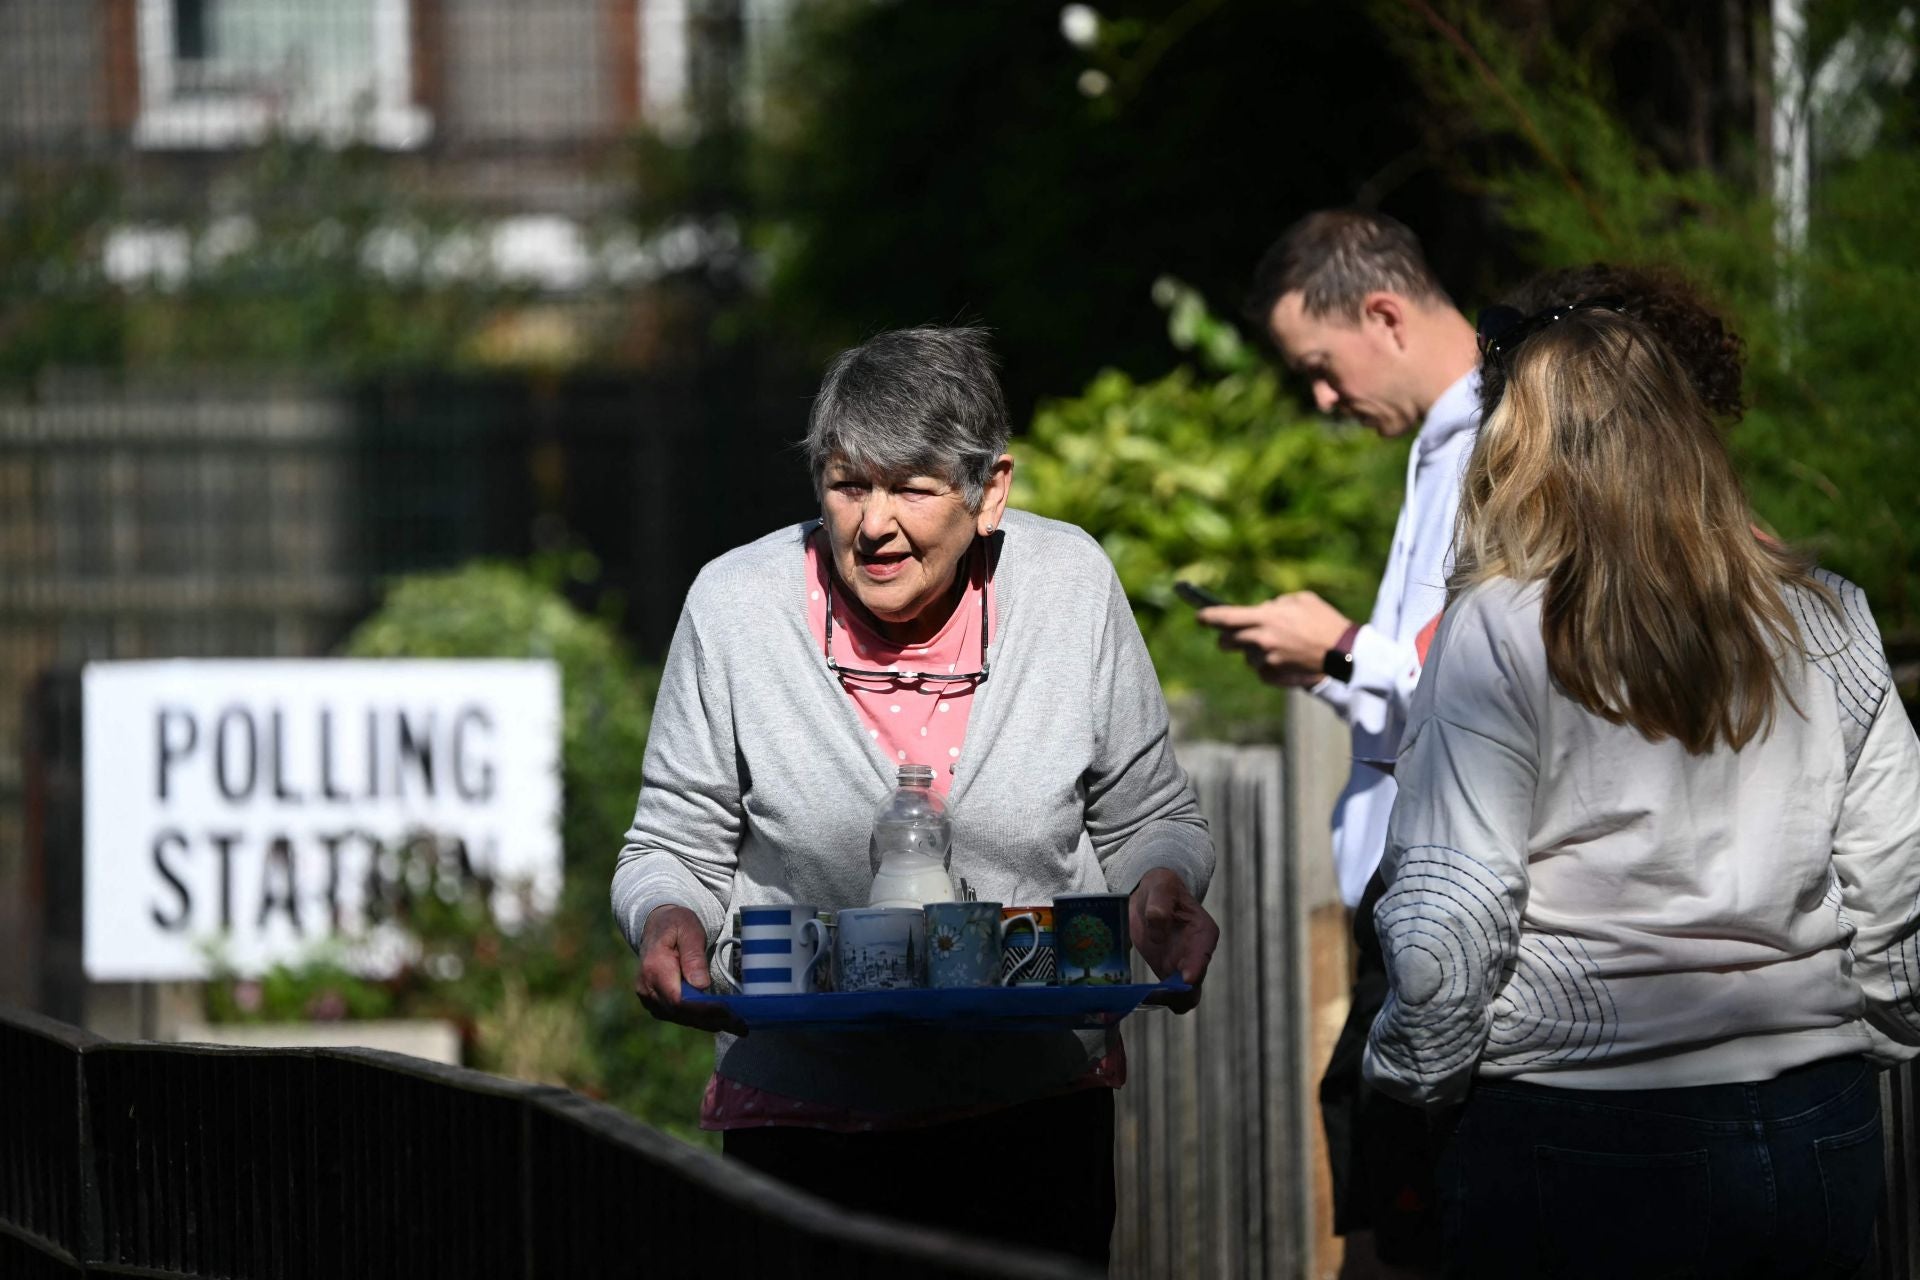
[805,326,1011,510]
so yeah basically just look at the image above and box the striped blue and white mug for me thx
[714,903,829,995]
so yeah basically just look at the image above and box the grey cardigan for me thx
[611,509,1215,1113]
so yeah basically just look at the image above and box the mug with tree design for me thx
[1054,893,1132,985]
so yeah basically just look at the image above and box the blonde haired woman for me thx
[1363,304,1920,1278]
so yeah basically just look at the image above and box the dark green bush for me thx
[206,561,715,1146]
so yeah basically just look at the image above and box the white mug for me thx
[834,907,927,992]
[713,903,829,995]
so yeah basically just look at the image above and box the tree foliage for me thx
[1376,0,1920,632]
[0,166,127,382]
[741,0,1490,415]
[0,143,595,383]
[1019,0,1918,738]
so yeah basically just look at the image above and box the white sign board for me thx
[83,660,563,981]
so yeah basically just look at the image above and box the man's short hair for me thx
[1244,209,1451,328]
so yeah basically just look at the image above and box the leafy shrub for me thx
[1014,280,1407,740]
[205,561,716,1146]
[341,560,657,898]
[735,0,1484,416]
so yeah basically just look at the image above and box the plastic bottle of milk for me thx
[866,764,955,908]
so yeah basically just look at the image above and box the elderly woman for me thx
[612,326,1219,1264]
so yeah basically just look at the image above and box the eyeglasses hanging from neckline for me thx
[822,549,991,686]
[1475,296,1627,361]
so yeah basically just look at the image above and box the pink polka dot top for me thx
[803,527,990,795]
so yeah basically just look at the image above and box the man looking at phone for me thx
[1199,209,1479,1274]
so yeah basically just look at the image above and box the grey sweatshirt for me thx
[611,509,1215,1113]
[1366,573,1920,1107]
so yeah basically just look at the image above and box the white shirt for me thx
[1314,370,1479,906]
[1364,575,1920,1106]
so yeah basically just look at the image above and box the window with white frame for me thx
[134,0,430,149]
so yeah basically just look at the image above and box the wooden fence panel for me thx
[1114,743,1305,1280]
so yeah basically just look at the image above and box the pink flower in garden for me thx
[233,981,263,1014]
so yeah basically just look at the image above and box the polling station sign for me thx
[83,660,562,981]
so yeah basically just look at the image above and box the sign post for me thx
[82,660,563,982]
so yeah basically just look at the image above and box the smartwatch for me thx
[1322,624,1361,683]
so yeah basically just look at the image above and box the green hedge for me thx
[205,561,715,1146]
[1014,280,1407,740]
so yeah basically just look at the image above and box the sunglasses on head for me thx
[1475,296,1627,360]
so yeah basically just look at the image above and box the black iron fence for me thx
[0,1005,1098,1280]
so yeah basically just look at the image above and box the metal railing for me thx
[0,1005,1098,1280]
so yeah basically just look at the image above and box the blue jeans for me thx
[1440,1055,1882,1279]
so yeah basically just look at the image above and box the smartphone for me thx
[1173,580,1229,610]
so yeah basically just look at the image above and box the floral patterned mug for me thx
[922,901,1006,988]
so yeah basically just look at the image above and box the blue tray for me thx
[684,978,1189,1032]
